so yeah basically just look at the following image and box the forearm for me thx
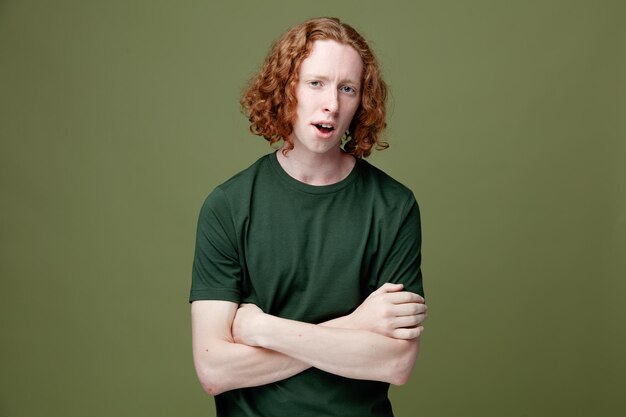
[194,339,309,395]
[194,309,359,395]
[250,314,420,385]
[192,300,311,396]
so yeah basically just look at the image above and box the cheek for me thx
[294,91,312,115]
[342,100,360,121]
[294,104,308,127]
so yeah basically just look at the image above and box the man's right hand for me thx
[347,283,427,340]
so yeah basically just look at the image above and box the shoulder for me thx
[216,154,272,193]
[201,154,272,208]
[195,154,272,230]
[357,159,416,207]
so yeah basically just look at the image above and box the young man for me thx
[190,17,427,417]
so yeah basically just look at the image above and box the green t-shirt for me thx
[190,152,424,417]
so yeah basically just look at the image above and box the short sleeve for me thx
[189,187,242,303]
[376,195,424,298]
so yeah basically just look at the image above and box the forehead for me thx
[299,39,363,83]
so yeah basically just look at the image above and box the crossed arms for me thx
[191,282,427,396]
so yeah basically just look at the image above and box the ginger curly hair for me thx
[240,17,388,158]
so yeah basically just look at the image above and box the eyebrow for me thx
[302,74,361,86]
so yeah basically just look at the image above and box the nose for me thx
[323,89,339,114]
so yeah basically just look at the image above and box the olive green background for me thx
[1,0,624,416]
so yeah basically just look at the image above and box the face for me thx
[289,39,363,157]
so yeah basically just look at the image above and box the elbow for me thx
[390,368,412,386]
[388,360,413,386]
[195,364,229,397]
[200,378,225,397]
[388,339,420,386]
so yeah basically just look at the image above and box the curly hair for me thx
[240,17,388,158]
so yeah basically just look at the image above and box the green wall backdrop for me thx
[1,1,624,416]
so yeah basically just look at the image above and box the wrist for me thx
[318,312,354,330]
[234,304,270,347]
[252,312,273,348]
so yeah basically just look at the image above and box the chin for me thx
[290,132,342,156]
[307,141,342,155]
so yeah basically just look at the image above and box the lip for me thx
[311,122,337,139]
[311,121,337,129]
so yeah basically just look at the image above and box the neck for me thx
[276,145,355,186]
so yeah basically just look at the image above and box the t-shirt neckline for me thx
[268,151,362,195]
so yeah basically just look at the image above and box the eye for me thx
[340,85,357,94]
[309,81,322,88]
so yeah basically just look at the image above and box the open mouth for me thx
[313,123,335,134]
